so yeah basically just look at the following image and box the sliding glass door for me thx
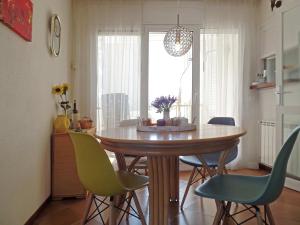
[143,26,240,125]
[148,32,193,121]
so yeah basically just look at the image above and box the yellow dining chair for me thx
[69,132,148,225]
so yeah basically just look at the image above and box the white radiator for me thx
[260,121,276,166]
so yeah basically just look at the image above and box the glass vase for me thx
[54,115,70,133]
[163,110,170,120]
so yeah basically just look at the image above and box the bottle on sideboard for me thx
[72,99,80,129]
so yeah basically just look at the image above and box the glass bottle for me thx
[72,100,80,129]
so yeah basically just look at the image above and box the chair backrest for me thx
[69,132,124,196]
[207,117,238,163]
[101,93,129,129]
[208,117,235,126]
[254,126,300,205]
[119,119,139,127]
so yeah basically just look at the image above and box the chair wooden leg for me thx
[128,156,142,172]
[181,166,197,210]
[109,197,117,225]
[199,167,207,183]
[132,191,147,225]
[222,201,232,225]
[265,205,276,225]
[223,167,228,174]
[81,193,93,225]
[125,192,134,222]
[255,208,263,225]
[213,203,224,225]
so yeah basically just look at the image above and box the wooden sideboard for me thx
[51,128,96,200]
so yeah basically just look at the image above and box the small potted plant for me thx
[52,83,71,133]
[151,95,177,121]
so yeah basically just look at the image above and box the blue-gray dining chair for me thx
[179,117,238,209]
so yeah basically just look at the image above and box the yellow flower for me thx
[52,85,63,95]
[62,83,70,93]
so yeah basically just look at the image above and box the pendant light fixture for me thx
[163,0,192,57]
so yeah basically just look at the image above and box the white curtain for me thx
[201,0,259,168]
[97,34,141,129]
[200,30,240,124]
[73,0,143,130]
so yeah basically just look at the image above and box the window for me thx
[97,34,141,129]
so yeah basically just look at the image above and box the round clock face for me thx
[50,15,61,56]
[54,17,61,37]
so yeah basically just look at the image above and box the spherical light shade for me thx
[163,25,192,57]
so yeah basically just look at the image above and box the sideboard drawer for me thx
[51,133,86,199]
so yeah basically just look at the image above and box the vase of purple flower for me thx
[151,95,177,121]
[163,110,170,120]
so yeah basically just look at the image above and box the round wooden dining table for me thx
[97,124,246,225]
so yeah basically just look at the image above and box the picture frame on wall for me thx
[0,0,33,41]
[0,0,3,21]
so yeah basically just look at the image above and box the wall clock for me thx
[50,14,61,57]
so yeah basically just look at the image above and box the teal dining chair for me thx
[179,117,237,209]
[194,126,300,225]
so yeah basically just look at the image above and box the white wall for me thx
[0,0,72,224]
[256,0,300,124]
[258,89,276,121]
[256,0,279,125]
[143,0,204,25]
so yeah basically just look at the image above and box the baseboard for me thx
[285,177,300,192]
[24,196,50,225]
[259,162,300,180]
[258,163,272,172]
[259,162,300,192]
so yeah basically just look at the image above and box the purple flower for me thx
[151,95,177,113]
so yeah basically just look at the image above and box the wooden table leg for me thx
[169,156,179,202]
[148,156,170,225]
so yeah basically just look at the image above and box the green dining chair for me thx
[69,132,149,225]
[194,125,300,225]
[179,117,237,209]
[119,119,148,175]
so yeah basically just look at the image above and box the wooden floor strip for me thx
[31,169,300,225]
